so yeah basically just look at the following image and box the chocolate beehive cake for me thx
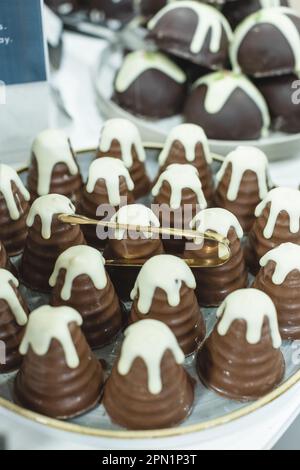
[113,51,187,120]
[97,118,151,199]
[222,0,289,29]
[104,319,195,430]
[21,194,85,292]
[50,245,123,349]
[80,157,134,247]
[253,243,300,340]
[184,208,248,306]
[130,254,205,355]
[14,305,103,419]
[27,129,82,205]
[0,164,30,256]
[184,71,270,140]
[215,146,270,232]
[156,124,214,205]
[246,187,300,274]
[230,7,300,77]
[148,1,233,69]
[105,204,164,300]
[0,269,29,373]
[197,288,285,400]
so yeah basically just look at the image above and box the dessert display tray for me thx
[94,44,300,162]
[1,149,300,442]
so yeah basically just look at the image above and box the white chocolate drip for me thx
[115,50,186,93]
[231,7,300,75]
[148,1,233,54]
[0,164,30,220]
[193,72,270,137]
[118,319,185,394]
[19,305,83,369]
[0,269,27,326]
[152,163,207,210]
[86,157,134,206]
[27,194,76,240]
[31,129,79,197]
[216,146,270,201]
[49,246,107,301]
[255,187,300,239]
[99,118,146,168]
[260,242,300,284]
[110,204,160,240]
[131,254,196,314]
[217,288,282,348]
[158,123,212,167]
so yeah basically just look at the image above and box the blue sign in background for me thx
[0,0,47,85]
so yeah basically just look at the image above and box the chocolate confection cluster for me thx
[1,117,300,431]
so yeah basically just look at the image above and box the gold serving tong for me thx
[58,213,231,268]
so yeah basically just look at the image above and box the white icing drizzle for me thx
[115,50,186,93]
[31,129,79,197]
[86,157,134,207]
[152,163,207,210]
[148,1,233,54]
[99,118,146,168]
[131,254,196,314]
[217,288,282,348]
[118,319,185,394]
[0,164,30,220]
[0,269,27,326]
[260,0,281,6]
[19,305,83,369]
[110,204,160,240]
[230,7,300,75]
[193,72,270,137]
[158,123,212,167]
[49,245,107,301]
[255,187,300,239]
[216,146,270,201]
[27,194,76,240]
[260,242,300,284]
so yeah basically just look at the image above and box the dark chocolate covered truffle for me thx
[222,0,289,30]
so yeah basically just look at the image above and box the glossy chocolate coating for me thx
[184,228,248,307]
[104,350,195,430]
[14,322,104,419]
[148,7,230,69]
[185,83,265,140]
[222,0,288,30]
[253,262,300,340]
[0,242,14,273]
[130,283,206,355]
[97,139,151,200]
[0,283,29,374]
[113,68,186,120]
[245,206,300,275]
[139,0,167,18]
[51,270,124,349]
[214,163,270,233]
[21,215,86,292]
[197,317,285,400]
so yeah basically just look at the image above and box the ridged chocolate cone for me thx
[245,205,300,275]
[28,157,82,206]
[0,182,30,257]
[197,317,285,401]
[21,216,85,292]
[14,318,103,419]
[130,284,205,355]
[51,270,123,349]
[253,262,300,341]
[97,139,151,199]
[215,163,268,233]
[184,228,248,307]
[104,350,194,430]
[0,280,29,374]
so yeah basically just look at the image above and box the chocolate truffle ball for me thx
[148,1,233,68]
[113,50,186,119]
[184,71,270,140]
